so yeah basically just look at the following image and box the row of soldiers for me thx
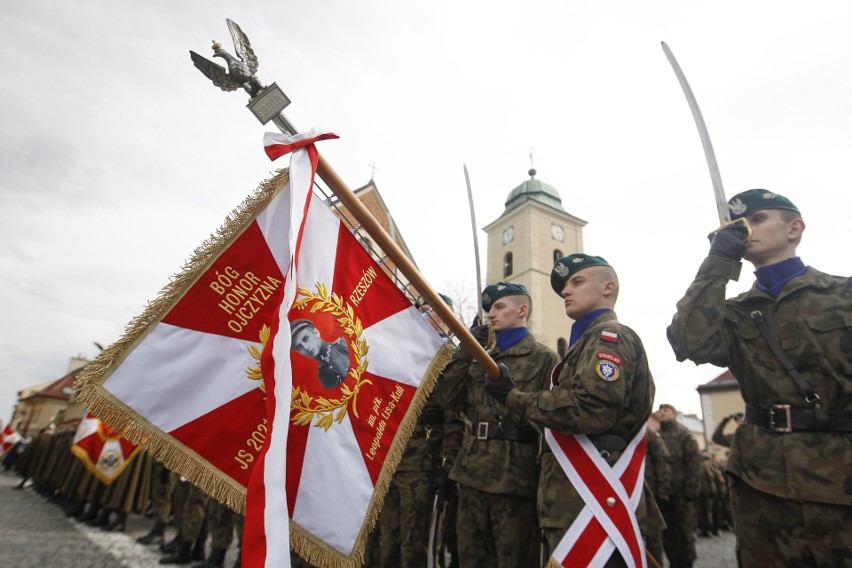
[357,187,851,567]
[8,426,242,567]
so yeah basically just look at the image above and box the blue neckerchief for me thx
[755,257,806,298]
[495,327,529,352]
[569,308,611,347]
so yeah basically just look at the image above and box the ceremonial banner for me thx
[1,424,22,454]
[242,132,453,568]
[75,151,312,510]
[71,411,141,483]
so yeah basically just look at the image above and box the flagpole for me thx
[191,20,500,379]
[313,154,500,378]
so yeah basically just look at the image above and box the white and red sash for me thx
[546,424,647,568]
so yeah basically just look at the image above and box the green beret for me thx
[438,293,454,307]
[481,282,529,312]
[550,253,611,295]
[727,189,799,220]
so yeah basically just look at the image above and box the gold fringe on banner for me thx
[290,341,455,568]
[74,168,290,513]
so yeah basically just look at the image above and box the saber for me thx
[661,41,729,223]
[661,42,751,240]
[463,164,484,321]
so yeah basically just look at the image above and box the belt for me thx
[745,404,852,433]
[472,421,537,444]
[539,433,627,458]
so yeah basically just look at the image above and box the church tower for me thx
[482,169,586,355]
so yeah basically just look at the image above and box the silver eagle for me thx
[190,19,264,97]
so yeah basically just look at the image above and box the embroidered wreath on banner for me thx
[246,325,269,395]
[290,283,371,431]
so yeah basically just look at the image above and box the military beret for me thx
[438,293,454,307]
[481,282,529,312]
[417,293,453,309]
[727,189,800,220]
[550,253,611,295]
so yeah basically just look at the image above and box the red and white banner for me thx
[71,411,140,484]
[241,131,449,568]
[76,130,338,509]
[1,424,22,454]
[546,425,647,568]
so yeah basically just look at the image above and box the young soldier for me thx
[440,282,558,568]
[485,255,658,566]
[667,189,852,566]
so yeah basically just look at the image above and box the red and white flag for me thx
[242,131,451,568]
[546,425,647,568]
[76,130,338,510]
[1,424,22,454]
[71,411,141,484]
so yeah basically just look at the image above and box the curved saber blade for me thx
[661,42,730,223]
[463,164,484,320]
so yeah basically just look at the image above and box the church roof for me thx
[503,169,567,214]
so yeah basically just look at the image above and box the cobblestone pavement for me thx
[1,468,735,567]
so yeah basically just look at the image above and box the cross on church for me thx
[368,162,380,180]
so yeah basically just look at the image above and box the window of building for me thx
[553,249,563,264]
[503,252,513,277]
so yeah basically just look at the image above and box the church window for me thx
[503,252,513,277]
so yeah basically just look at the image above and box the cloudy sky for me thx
[2,1,851,424]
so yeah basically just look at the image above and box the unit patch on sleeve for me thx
[595,358,621,382]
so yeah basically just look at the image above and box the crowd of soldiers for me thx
[5,188,850,567]
[6,427,242,568]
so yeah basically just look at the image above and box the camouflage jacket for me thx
[668,255,852,505]
[658,420,702,500]
[645,426,673,503]
[440,333,558,498]
[506,311,656,527]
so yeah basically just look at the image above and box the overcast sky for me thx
[2,1,851,424]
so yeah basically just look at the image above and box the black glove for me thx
[433,465,457,500]
[708,223,749,260]
[470,324,489,347]
[484,363,516,406]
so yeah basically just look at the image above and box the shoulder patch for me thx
[597,351,623,366]
[595,359,621,382]
[601,330,618,343]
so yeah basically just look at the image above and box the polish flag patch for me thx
[601,330,618,342]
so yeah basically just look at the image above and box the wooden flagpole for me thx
[314,154,500,379]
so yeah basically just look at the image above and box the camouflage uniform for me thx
[657,418,701,568]
[644,427,672,565]
[441,334,558,568]
[697,457,716,537]
[379,394,451,568]
[507,311,656,566]
[668,254,852,566]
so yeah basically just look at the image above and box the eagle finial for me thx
[190,19,264,97]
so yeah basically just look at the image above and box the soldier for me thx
[377,293,459,568]
[644,426,672,564]
[697,453,716,538]
[656,404,701,568]
[193,498,234,568]
[440,282,558,567]
[138,461,178,546]
[485,255,658,566]
[667,188,852,566]
[710,412,742,448]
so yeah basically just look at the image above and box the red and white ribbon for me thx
[546,425,647,568]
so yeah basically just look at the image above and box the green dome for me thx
[504,169,566,213]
